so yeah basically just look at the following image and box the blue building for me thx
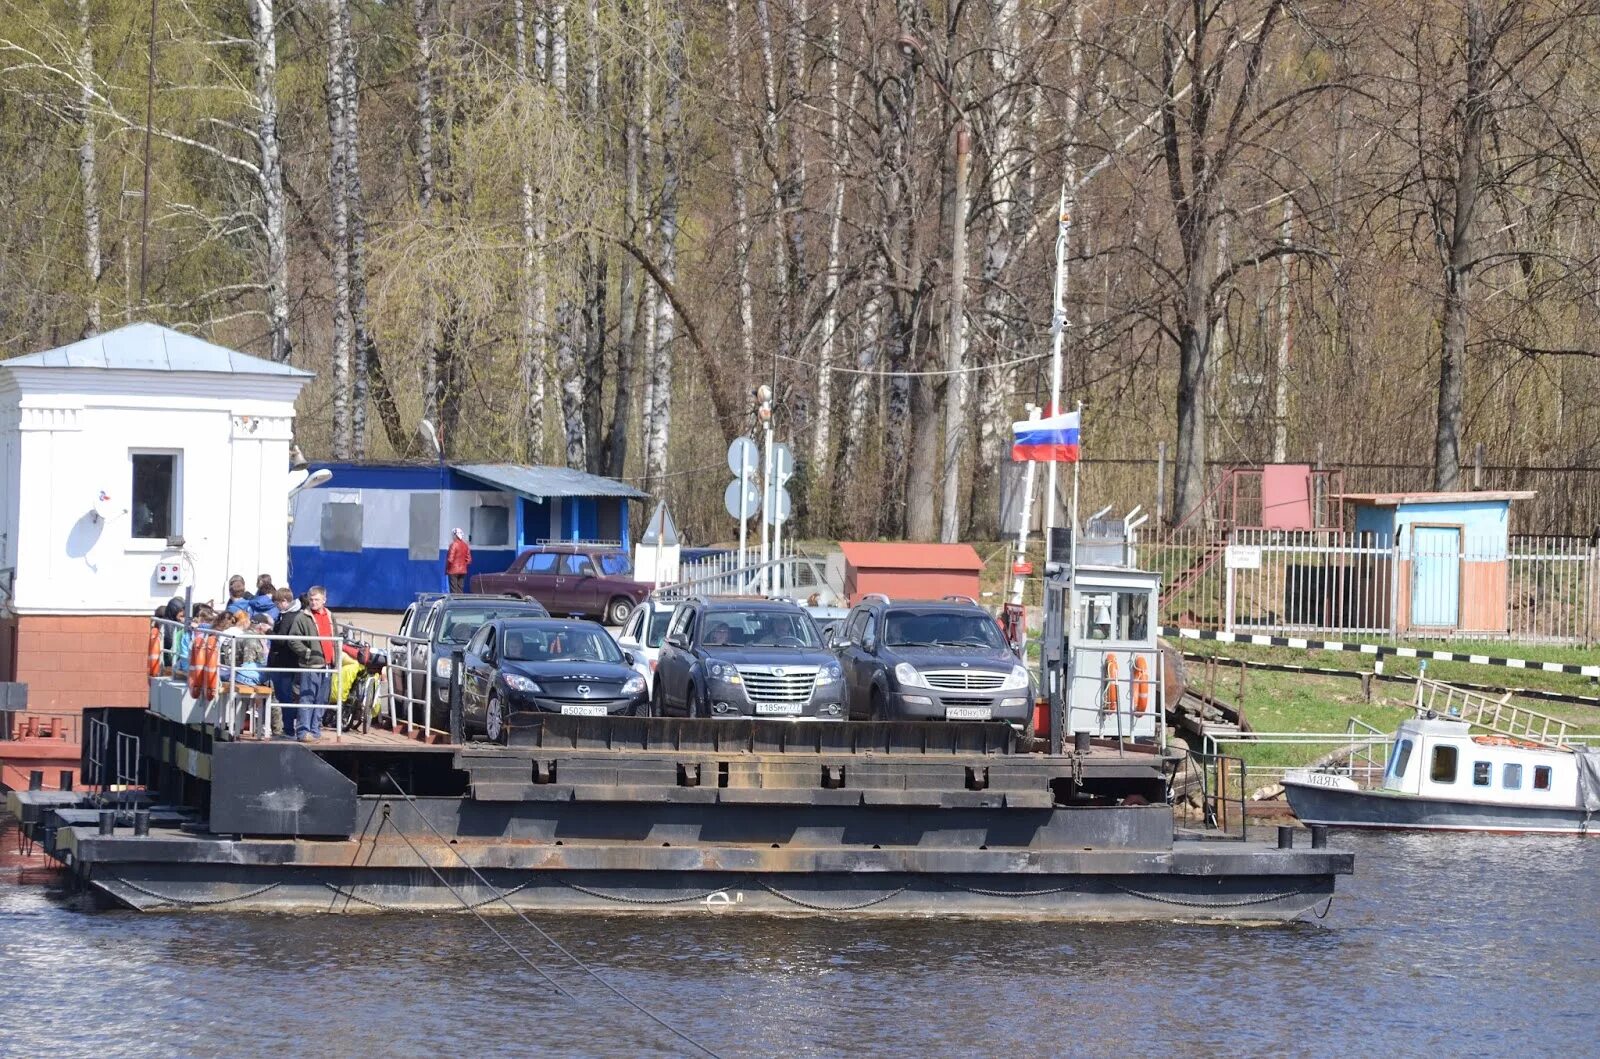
[1347,490,1533,633]
[288,462,648,610]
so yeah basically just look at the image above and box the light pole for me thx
[899,34,971,544]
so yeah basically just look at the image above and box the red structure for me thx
[837,542,984,604]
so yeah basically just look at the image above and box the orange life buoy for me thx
[187,635,207,696]
[1102,653,1121,714]
[203,635,222,699]
[1131,654,1152,713]
[146,624,163,677]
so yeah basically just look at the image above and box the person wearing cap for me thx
[446,528,472,593]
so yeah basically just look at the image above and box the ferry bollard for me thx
[133,809,151,836]
[1310,824,1329,849]
[1277,825,1295,849]
[98,809,116,836]
[1073,731,1091,754]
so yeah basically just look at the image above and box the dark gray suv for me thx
[830,595,1034,729]
[653,597,845,720]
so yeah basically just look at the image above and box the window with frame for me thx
[563,554,596,576]
[467,624,492,655]
[525,552,560,574]
[1472,761,1492,787]
[321,501,363,552]
[1390,739,1413,779]
[668,607,695,642]
[131,452,178,539]
[1430,745,1459,784]
[1503,763,1523,790]
[471,504,511,547]
[1534,765,1553,791]
[844,610,867,644]
[862,613,879,650]
[1079,590,1150,642]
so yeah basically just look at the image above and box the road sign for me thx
[762,485,792,526]
[772,442,795,483]
[725,478,762,520]
[727,437,759,477]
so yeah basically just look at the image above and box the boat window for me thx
[1079,591,1149,642]
[1429,745,1458,784]
[1503,763,1522,790]
[1534,765,1553,791]
[1390,739,1413,778]
[1472,761,1491,787]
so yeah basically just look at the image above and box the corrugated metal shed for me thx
[837,541,985,604]
[454,463,649,501]
[2,322,312,377]
[837,541,985,571]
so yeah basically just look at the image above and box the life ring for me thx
[1131,654,1152,713]
[203,635,222,699]
[146,624,163,677]
[187,635,207,696]
[1101,653,1120,714]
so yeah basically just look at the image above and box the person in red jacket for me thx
[446,527,471,593]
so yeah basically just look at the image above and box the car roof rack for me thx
[941,594,979,605]
[860,593,892,605]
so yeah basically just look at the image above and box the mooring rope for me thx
[381,771,722,1059]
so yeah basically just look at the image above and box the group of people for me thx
[157,575,339,742]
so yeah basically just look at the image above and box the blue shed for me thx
[288,462,649,610]
[1346,490,1534,633]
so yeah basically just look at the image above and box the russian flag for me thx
[1011,410,1080,462]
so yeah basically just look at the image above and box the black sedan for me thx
[459,618,648,742]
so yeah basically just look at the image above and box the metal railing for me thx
[1204,720,1392,792]
[339,623,441,741]
[1147,530,1600,644]
[1175,749,1249,839]
[654,547,841,604]
[1414,677,1575,748]
[152,617,342,740]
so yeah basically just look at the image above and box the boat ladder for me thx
[1413,678,1574,749]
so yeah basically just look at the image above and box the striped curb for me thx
[1160,626,1600,678]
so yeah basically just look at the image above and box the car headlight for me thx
[622,675,645,696]
[1001,665,1031,690]
[503,674,542,693]
[818,662,843,684]
[434,657,453,680]
[894,662,925,688]
[708,663,742,685]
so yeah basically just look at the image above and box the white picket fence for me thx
[1149,529,1600,644]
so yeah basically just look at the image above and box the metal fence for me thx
[1148,529,1600,644]
[656,545,843,603]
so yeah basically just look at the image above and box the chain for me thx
[321,881,533,913]
[755,879,908,912]
[563,880,738,906]
[1108,882,1316,909]
[109,876,281,908]
[938,880,1077,898]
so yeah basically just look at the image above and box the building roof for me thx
[838,541,985,571]
[2,322,312,377]
[1341,491,1535,507]
[453,462,649,501]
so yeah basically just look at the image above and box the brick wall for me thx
[8,615,149,710]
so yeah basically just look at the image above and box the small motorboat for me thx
[1284,678,1600,835]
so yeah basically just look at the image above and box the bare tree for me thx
[74,0,99,336]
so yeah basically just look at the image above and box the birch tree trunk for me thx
[413,0,437,419]
[248,0,291,363]
[580,0,606,471]
[75,0,101,337]
[810,0,845,476]
[725,0,756,394]
[1272,199,1292,463]
[604,3,643,478]
[513,0,546,463]
[325,0,353,457]
[340,0,371,456]
[644,4,684,490]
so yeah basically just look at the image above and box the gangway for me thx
[1414,677,1574,748]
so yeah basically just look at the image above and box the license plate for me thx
[946,706,991,720]
[755,702,802,716]
[560,704,608,716]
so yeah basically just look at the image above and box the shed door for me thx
[1410,526,1461,628]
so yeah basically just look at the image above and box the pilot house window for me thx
[1080,591,1149,642]
[131,452,177,539]
[1534,765,1553,791]
[1472,761,1492,787]
[1429,745,1458,784]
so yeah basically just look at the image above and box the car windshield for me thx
[884,610,1006,649]
[701,609,820,649]
[437,605,544,644]
[502,625,623,663]
[645,611,674,648]
[596,553,633,576]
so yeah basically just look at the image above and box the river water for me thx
[1,829,1594,1057]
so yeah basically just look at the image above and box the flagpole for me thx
[1010,405,1041,607]
[1068,400,1083,579]
[1043,191,1071,565]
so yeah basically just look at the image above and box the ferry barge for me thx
[9,583,1351,922]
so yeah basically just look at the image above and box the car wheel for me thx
[870,687,888,723]
[606,596,635,627]
[690,682,708,719]
[485,693,507,745]
[651,681,667,718]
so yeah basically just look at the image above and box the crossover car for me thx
[653,597,844,720]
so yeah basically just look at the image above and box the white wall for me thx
[291,486,515,551]
[0,368,303,615]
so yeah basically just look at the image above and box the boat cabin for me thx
[1380,716,1578,808]
[1065,565,1163,740]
